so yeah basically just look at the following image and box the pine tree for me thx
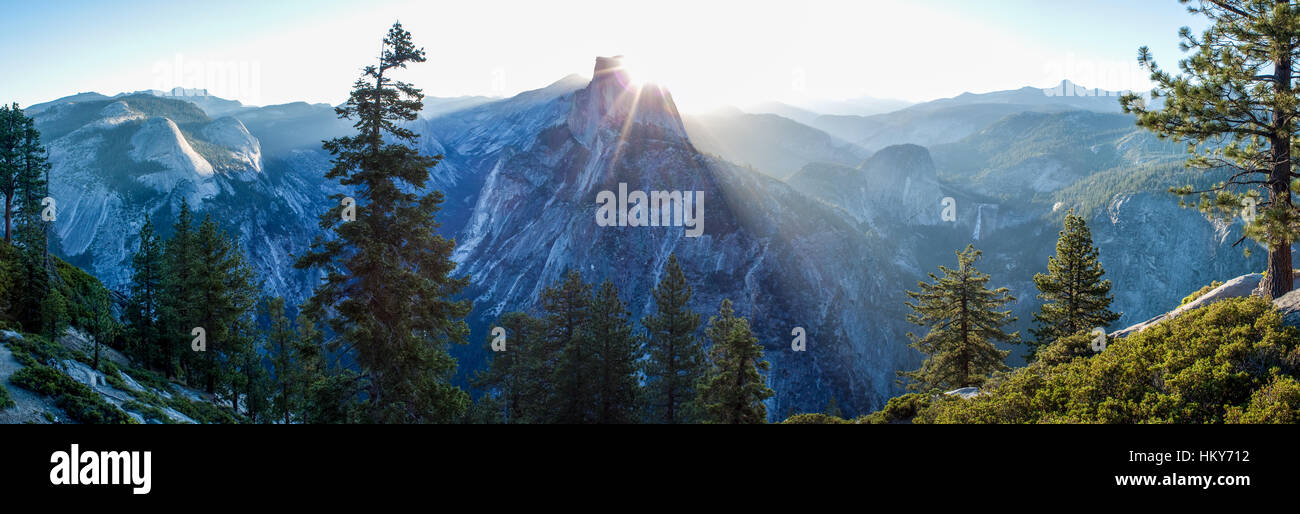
[264,296,297,424]
[13,109,51,331]
[542,270,596,423]
[1029,211,1120,356]
[125,215,164,369]
[1121,0,1300,298]
[232,327,270,421]
[588,279,639,424]
[288,306,353,424]
[159,199,198,377]
[699,299,773,424]
[289,311,321,423]
[0,104,24,244]
[902,245,1017,391]
[87,286,115,371]
[824,396,842,418]
[641,254,705,424]
[191,215,259,399]
[294,22,471,423]
[474,310,550,423]
[40,286,67,344]
[0,242,17,325]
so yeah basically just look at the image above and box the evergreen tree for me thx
[0,104,24,244]
[542,270,596,423]
[1029,211,1120,356]
[232,328,270,421]
[191,215,259,399]
[294,22,472,423]
[1121,0,1300,298]
[587,279,639,424]
[295,306,364,424]
[0,242,17,325]
[40,286,67,344]
[264,296,297,424]
[13,110,50,331]
[824,396,842,418]
[699,299,773,424]
[87,286,115,371]
[159,199,198,378]
[641,254,705,424]
[902,245,1017,391]
[125,215,164,369]
[473,310,550,423]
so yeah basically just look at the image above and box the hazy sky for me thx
[2,0,1207,112]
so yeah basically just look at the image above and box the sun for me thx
[616,56,662,88]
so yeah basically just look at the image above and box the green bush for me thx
[781,413,851,424]
[0,382,13,409]
[1034,331,1097,366]
[1225,374,1300,424]
[166,394,242,424]
[126,366,172,393]
[4,332,76,368]
[122,400,173,424]
[858,393,934,424]
[911,297,1300,424]
[9,364,132,424]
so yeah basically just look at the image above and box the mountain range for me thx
[28,62,1259,417]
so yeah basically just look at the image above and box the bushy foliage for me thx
[910,297,1300,424]
[781,413,851,424]
[10,364,132,424]
[1225,374,1300,424]
[858,393,934,424]
[0,382,13,409]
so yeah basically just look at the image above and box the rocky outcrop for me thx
[1112,271,1300,337]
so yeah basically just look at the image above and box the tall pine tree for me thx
[474,311,550,423]
[294,22,472,423]
[698,299,773,424]
[0,104,24,244]
[1121,0,1300,298]
[125,215,164,369]
[641,254,705,424]
[264,296,298,424]
[588,279,639,424]
[542,270,596,423]
[1029,211,1120,356]
[191,214,259,400]
[159,198,198,378]
[14,108,51,332]
[902,245,1017,391]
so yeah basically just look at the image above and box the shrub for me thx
[122,400,173,424]
[781,413,851,424]
[858,393,934,424]
[911,297,1300,424]
[0,382,13,409]
[166,394,242,424]
[1225,375,1300,424]
[9,364,132,424]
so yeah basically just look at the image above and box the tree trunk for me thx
[1266,48,1295,299]
[3,193,10,244]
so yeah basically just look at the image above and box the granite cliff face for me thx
[34,94,337,307]
[427,57,921,416]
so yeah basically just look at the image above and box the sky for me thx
[0,0,1208,113]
